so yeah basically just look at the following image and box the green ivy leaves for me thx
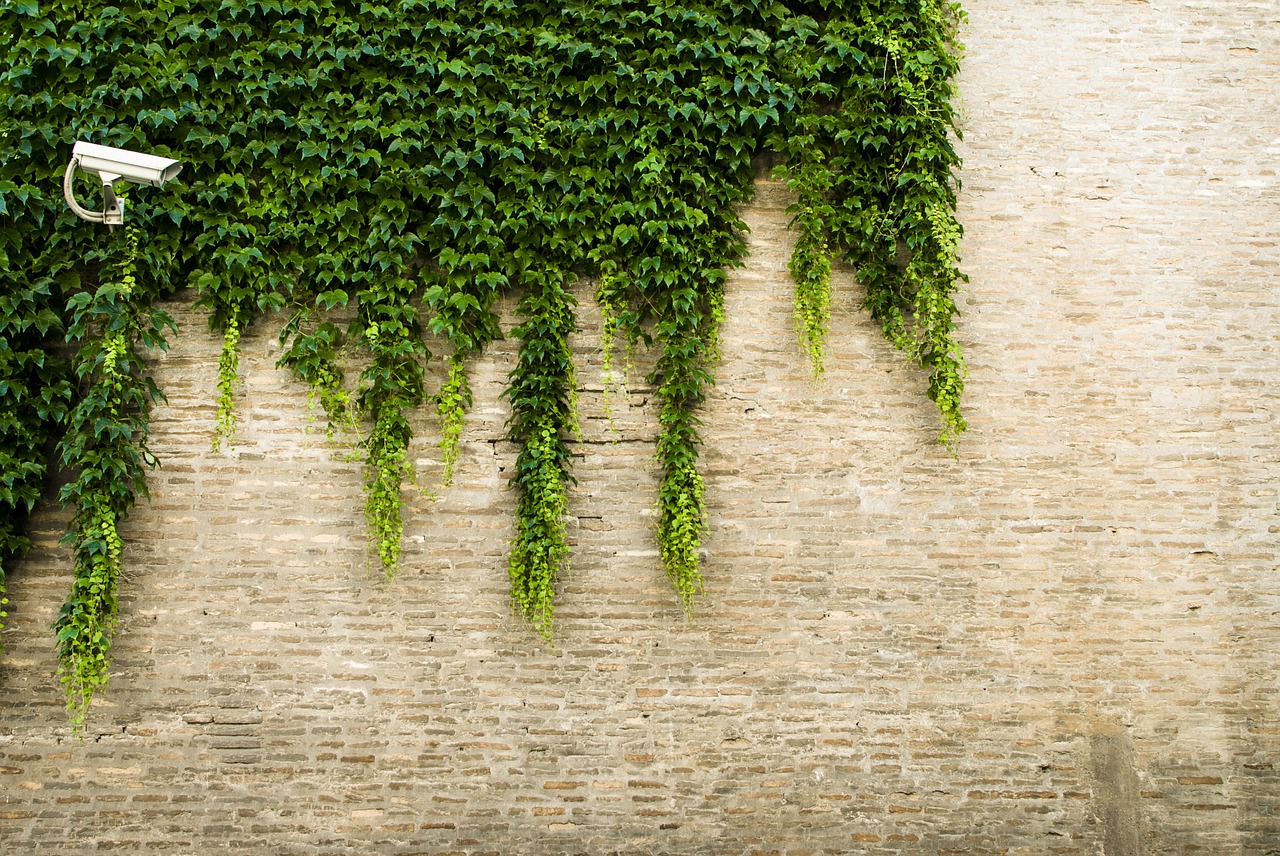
[771,0,969,449]
[436,352,471,488]
[2,0,969,666]
[786,148,836,376]
[53,228,170,731]
[505,266,578,637]
[355,279,429,578]
[0,277,74,649]
[212,314,240,452]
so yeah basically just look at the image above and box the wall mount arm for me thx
[63,157,124,228]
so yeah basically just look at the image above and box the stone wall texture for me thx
[3,1,1278,853]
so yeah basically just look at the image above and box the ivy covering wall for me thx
[0,0,967,728]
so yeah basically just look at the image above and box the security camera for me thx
[63,141,183,228]
[71,141,183,188]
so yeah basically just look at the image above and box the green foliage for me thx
[534,0,775,618]
[355,280,429,579]
[0,262,75,651]
[56,490,122,731]
[770,0,970,448]
[659,462,707,614]
[507,420,571,641]
[278,317,356,440]
[652,298,723,614]
[436,352,471,488]
[2,0,970,656]
[212,314,240,451]
[505,269,578,639]
[52,227,171,730]
[785,149,835,375]
[2,0,211,672]
[363,403,413,579]
[594,270,628,426]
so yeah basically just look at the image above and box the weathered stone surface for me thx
[2,1,1277,853]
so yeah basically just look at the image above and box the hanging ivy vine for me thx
[1,0,968,719]
[0,203,75,654]
[53,226,172,730]
[770,0,969,446]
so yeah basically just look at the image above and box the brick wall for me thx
[2,1,1277,853]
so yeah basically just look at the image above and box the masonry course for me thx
[2,1,1278,853]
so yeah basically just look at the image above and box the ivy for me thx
[785,148,835,376]
[771,0,969,448]
[0,267,75,653]
[652,282,725,614]
[594,269,628,426]
[505,266,578,639]
[362,403,413,579]
[436,352,470,488]
[53,226,171,731]
[212,313,240,451]
[507,421,571,640]
[2,0,970,681]
[277,316,356,441]
[355,279,429,579]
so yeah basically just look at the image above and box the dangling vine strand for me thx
[53,226,172,731]
[772,0,969,447]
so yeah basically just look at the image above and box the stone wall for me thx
[2,1,1277,853]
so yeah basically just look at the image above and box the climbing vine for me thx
[0,243,74,653]
[355,281,430,578]
[1,0,969,716]
[595,272,625,424]
[435,353,470,488]
[771,0,969,446]
[784,148,834,375]
[277,316,356,441]
[53,226,171,730]
[505,267,579,639]
[212,314,239,451]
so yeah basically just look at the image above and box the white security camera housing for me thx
[71,141,183,188]
[63,141,183,228]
